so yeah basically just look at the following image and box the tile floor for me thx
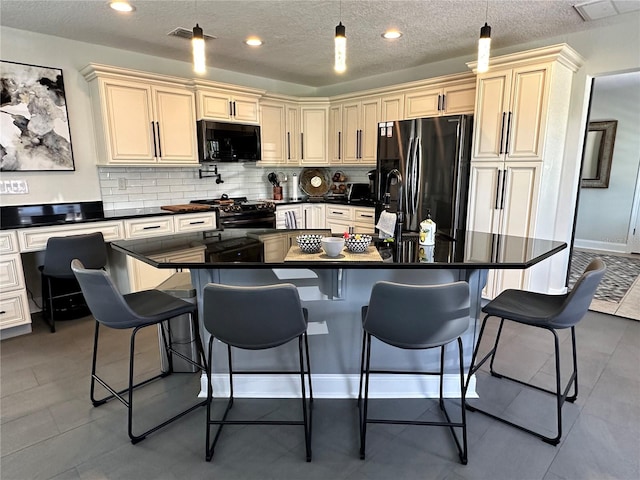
[1,311,639,480]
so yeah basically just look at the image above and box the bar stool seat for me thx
[465,258,606,445]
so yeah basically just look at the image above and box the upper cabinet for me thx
[193,79,264,124]
[300,102,329,165]
[340,97,380,165]
[82,64,198,166]
[380,93,404,122]
[404,79,476,118]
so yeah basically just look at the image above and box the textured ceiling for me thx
[1,0,638,87]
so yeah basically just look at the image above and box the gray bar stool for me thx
[40,232,107,332]
[202,283,313,462]
[359,281,470,464]
[71,259,207,444]
[465,257,606,445]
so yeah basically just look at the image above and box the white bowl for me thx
[345,234,372,253]
[321,237,345,257]
[296,234,323,254]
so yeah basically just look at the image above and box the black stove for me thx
[191,196,276,228]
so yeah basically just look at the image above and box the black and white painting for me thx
[1,60,75,171]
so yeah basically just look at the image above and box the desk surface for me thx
[111,228,566,270]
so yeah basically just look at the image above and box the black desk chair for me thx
[359,281,470,464]
[465,258,606,445]
[40,232,107,332]
[71,259,207,444]
[202,283,313,462]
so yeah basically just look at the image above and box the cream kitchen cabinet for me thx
[328,104,343,164]
[196,87,262,124]
[302,204,326,229]
[259,99,300,165]
[276,204,304,229]
[325,205,375,234]
[340,97,380,165]
[466,44,583,298]
[300,104,329,165]
[380,93,405,122]
[82,65,198,166]
[0,231,30,331]
[404,80,475,119]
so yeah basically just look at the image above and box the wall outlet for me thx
[118,178,127,190]
[1,180,29,194]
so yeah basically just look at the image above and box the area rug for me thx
[569,250,640,320]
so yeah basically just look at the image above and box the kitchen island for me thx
[111,228,566,399]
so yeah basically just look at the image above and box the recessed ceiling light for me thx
[382,30,402,40]
[245,37,263,47]
[109,1,135,13]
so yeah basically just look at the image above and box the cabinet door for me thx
[286,104,300,164]
[360,98,380,164]
[381,93,404,121]
[328,104,343,164]
[326,219,352,235]
[354,207,375,230]
[300,107,328,165]
[404,88,441,118]
[260,102,286,164]
[506,67,547,161]
[198,90,233,121]
[153,87,198,164]
[303,204,326,229]
[466,162,502,234]
[442,82,476,114]
[103,80,156,163]
[472,71,512,161]
[342,102,360,163]
[232,95,260,124]
[276,205,304,229]
[127,256,175,292]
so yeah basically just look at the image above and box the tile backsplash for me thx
[98,164,371,210]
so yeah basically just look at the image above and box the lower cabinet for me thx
[325,205,375,234]
[0,231,30,330]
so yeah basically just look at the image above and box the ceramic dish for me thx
[345,234,372,253]
[296,234,323,254]
[321,237,345,257]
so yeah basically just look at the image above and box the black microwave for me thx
[197,120,261,162]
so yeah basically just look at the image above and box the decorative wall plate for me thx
[299,168,330,197]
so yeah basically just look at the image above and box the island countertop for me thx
[110,227,567,270]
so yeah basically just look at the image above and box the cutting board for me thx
[160,204,213,213]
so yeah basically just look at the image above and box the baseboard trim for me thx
[198,373,478,399]
[574,239,627,254]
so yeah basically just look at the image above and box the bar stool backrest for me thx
[203,283,307,350]
[364,281,470,349]
[71,259,142,329]
[552,258,606,328]
[43,232,107,279]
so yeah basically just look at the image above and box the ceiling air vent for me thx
[167,27,216,41]
[573,0,640,21]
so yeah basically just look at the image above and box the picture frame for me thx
[580,120,617,188]
[1,60,75,171]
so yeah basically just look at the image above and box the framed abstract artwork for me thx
[1,60,75,171]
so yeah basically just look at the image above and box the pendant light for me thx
[192,24,206,73]
[334,1,346,73]
[477,2,491,73]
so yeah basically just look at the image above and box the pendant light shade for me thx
[192,23,206,74]
[477,22,491,73]
[334,22,346,73]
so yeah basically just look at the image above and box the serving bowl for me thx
[321,237,345,257]
[345,234,372,253]
[296,234,323,254]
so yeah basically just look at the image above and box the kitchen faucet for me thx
[383,169,404,260]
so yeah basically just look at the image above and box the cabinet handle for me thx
[359,129,363,158]
[233,101,237,117]
[437,94,441,111]
[504,112,513,155]
[229,101,233,116]
[441,94,446,111]
[494,169,502,209]
[360,214,373,218]
[332,211,344,215]
[287,132,291,160]
[304,210,308,228]
[500,169,508,210]
[189,221,205,225]
[151,122,158,157]
[0,311,6,315]
[338,131,341,160]
[499,112,506,154]
[301,132,304,160]
[143,225,162,230]
[155,122,162,158]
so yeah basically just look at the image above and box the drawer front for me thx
[354,207,375,225]
[325,205,353,221]
[0,290,31,329]
[174,212,217,232]
[0,256,25,291]
[18,221,124,253]
[0,231,19,254]
[124,217,174,239]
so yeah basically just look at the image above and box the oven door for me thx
[219,214,276,229]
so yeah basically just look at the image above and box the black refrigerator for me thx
[374,115,473,240]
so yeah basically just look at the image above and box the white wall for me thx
[574,71,640,251]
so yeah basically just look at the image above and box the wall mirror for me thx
[581,120,617,188]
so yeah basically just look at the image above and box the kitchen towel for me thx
[285,210,298,229]
[376,211,397,239]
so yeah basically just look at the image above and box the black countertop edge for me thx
[273,197,377,207]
